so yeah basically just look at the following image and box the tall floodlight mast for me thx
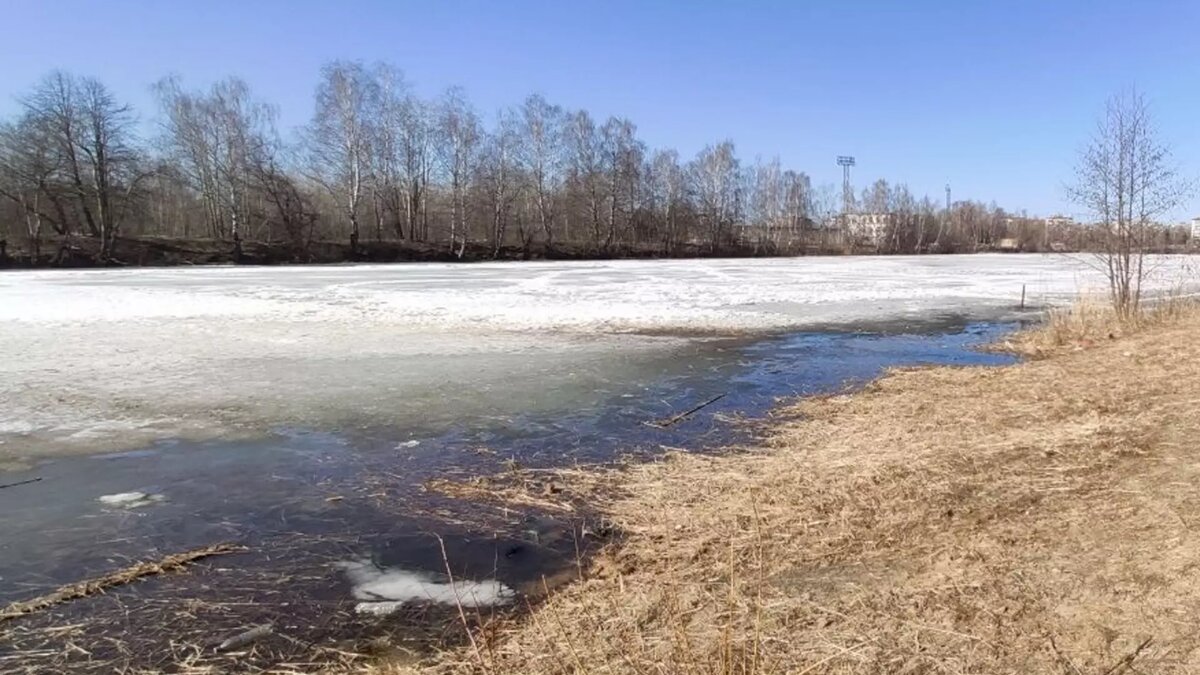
[837,156,856,216]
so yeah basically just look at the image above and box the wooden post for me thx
[1020,283,1026,309]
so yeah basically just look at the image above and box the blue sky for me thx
[2,0,1198,218]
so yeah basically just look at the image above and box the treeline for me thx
[0,63,1186,266]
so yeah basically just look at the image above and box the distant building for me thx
[996,237,1020,252]
[804,216,838,232]
[1044,215,1075,230]
[843,212,894,246]
[1190,216,1200,240]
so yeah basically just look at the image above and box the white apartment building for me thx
[844,212,893,246]
[1044,215,1075,230]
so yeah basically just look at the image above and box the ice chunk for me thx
[337,559,514,610]
[98,491,164,509]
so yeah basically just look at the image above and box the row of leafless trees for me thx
[0,65,1184,264]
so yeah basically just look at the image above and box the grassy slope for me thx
[389,310,1200,674]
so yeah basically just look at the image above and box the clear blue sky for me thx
[2,0,1198,219]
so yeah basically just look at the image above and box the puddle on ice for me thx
[337,558,515,612]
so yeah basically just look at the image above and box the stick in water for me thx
[216,624,274,652]
[643,393,727,429]
[0,477,43,490]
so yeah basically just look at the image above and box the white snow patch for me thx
[337,559,514,611]
[63,419,160,440]
[353,601,413,616]
[98,491,165,509]
[0,420,36,435]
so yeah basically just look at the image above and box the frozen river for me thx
[0,253,1195,460]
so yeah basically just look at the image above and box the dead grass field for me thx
[379,302,1200,674]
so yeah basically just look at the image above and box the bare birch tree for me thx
[748,157,784,252]
[1070,89,1188,318]
[155,76,276,253]
[370,64,406,241]
[782,170,813,247]
[518,94,565,251]
[373,65,432,242]
[567,110,605,249]
[599,117,643,250]
[691,141,740,251]
[435,87,480,257]
[307,61,377,251]
[647,149,685,254]
[399,93,432,242]
[481,109,521,257]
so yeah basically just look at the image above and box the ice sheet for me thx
[5,254,1194,331]
[2,254,1195,458]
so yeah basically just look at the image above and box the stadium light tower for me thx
[837,156,856,215]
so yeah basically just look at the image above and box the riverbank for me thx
[390,305,1200,674]
[0,234,800,268]
[4,234,1194,269]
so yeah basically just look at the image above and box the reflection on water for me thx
[0,319,1017,669]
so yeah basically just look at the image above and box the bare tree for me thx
[782,170,813,247]
[250,138,317,250]
[367,64,402,242]
[1070,89,1188,318]
[155,76,276,254]
[647,149,685,254]
[19,72,146,259]
[746,160,814,252]
[691,141,740,251]
[435,87,480,257]
[860,178,890,214]
[518,94,565,251]
[372,65,432,242]
[566,110,605,249]
[747,157,784,252]
[399,90,433,242]
[887,184,917,254]
[307,61,377,251]
[0,116,60,260]
[480,109,521,257]
[600,117,644,250]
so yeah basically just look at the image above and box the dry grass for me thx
[379,305,1200,674]
[1007,291,1200,356]
[424,475,578,514]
